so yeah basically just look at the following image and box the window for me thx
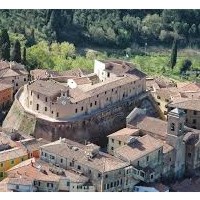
[114,182,116,187]
[188,153,192,158]
[16,83,18,87]
[50,155,55,160]
[179,123,182,131]
[137,161,140,166]
[184,109,187,114]
[140,171,145,177]
[67,182,70,186]
[107,72,110,77]
[45,97,48,102]
[60,158,63,163]
[81,106,83,111]
[171,123,175,131]
[98,173,101,178]
[147,156,149,162]
[0,172,3,177]
[115,90,117,94]
[77,165,81,170]
[21,158,24,162]
[111,139,114,143]
[24,78,26,82]
[95,101,97,105]
[157,96,161,99]
[165,99,169,102]
[112,89,114,92]
[90,103,92,107]
[150,174,154,179]
[194,111,197,115]
[105,174,108,178]
[38,182,40,186]
[45,153,47,157]
[10,160,14,165]
[105,91,107,94]
[0,163,3,167]
[57,112,59,117]
[88,170,91,174]
[106,97,109,101]
[193,119,196,124]
[119,141,121,145]
[169,157,171,162]
[111,147,114,150]
[157,102,160,106]
[36,104,39,110]
[12,80,14,83]
[111,182,113,188]
[75,108,78,113]
[37,94,39,99]
[51,111,53,114]
[45,107,47,111]
[97,95,99,98]
[47,183,53,188]
[117,180,119,186]
[107,184,110,190]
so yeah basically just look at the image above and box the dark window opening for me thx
[171,123,175,131]
[45,107,47,111]
[36,104,39,110]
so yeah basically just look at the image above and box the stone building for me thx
[4,158,95,192]
[168,98,200,130]
[23,60,146,120]
[107,107,200,181]
[0,83,13,109]
[0,60,29,94]
[40,138,137,192]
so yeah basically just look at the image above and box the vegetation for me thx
[0,10,200,81]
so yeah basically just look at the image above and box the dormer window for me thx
[171,123,175,131]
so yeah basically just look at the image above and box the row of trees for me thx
[1,10,200,48]
[0,29,26,63]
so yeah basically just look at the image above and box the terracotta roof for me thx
[146,78,160,91]
[107,128,140,143]
[0,83,13,91]
[178,82,200,93]
[17,138,49,152]
[0,147,27,162]
[115,135,163,162]
[41,139,129,173]
[7,158,89,183]
[169,98,200,112]
[28,79,69,97]
[57,68,83,77]
[129,115,168,140]
[156,87,181,100]
[78,75,138,97]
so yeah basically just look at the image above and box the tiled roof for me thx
[115,135,163,162]
[178,82,200,93]
[156,87,181,100]
[128,115,168,140]
[28,79,69,97]
[18,138,49,152]
[0,83,13,91]
[0,147,27,162]
[41,139,129,173]
[107,128,140,143]
[168,98,200,112]
[7,158,89,183]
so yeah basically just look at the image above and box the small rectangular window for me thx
[111,139,114,143]
[75,108,78,113]
[45,97,48,102]
[81,106,83,111]
[90,103,92,107]
[95,101,97,105]
[45,107,47,111]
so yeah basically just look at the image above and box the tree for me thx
[11,39,21,63]
[180,59,192,74]
[170,38,178,70]
[0,29,10,61]
[22,46,26,65]
[26,28,36,47]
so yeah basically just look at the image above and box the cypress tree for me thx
[0,29,10,61]
[11,39,21,63]
[22,46,26,65]
[170,38,178,70]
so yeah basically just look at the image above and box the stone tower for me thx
[166,108,186,179]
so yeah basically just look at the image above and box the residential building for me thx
[0,83,13,109]
[40,138,137,192]
[168,98,200,130]
[0,147,28,180]
[5,158,95,192]
[0,60,29,94]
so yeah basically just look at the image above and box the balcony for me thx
[132,166,155,183]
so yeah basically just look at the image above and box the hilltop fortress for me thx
[3,60,157,146]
